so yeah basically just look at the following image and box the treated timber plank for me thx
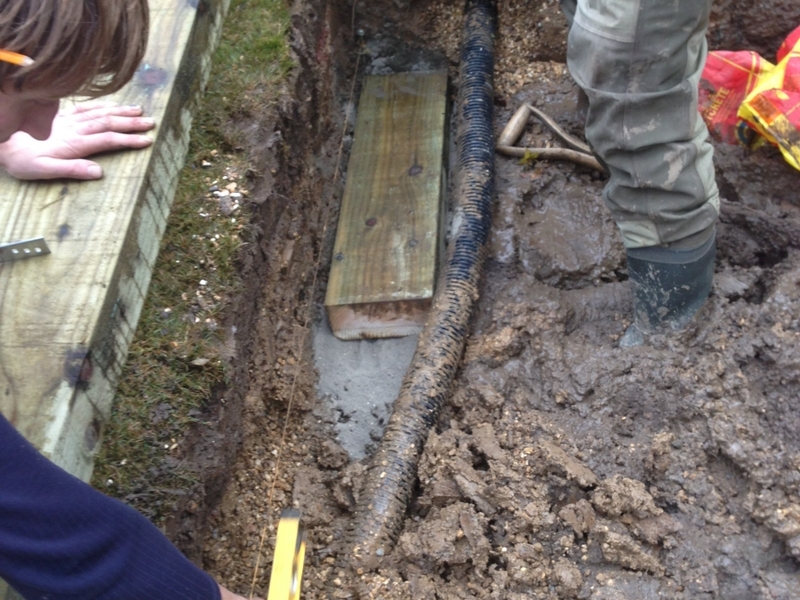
[0,0,229,591]
[325,71,448,339]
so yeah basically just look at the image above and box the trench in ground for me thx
[161,1,800,597]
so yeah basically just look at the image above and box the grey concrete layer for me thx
[312,315,417,459]
[311,33,447,460]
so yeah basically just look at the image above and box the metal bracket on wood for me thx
[0,237,51,263]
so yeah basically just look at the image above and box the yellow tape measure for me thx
[267,509,306,600]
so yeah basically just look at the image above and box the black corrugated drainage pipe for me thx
[347,0,497,572]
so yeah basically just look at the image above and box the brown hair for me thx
[0,0,149,97]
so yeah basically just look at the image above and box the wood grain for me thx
[324,71,448,339]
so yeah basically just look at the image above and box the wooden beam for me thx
[325,71,448,340]
[0,0,228,594]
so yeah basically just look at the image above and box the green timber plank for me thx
[0,0,228,594]
[324,71,448,340]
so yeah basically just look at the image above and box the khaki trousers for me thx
[561,0,719,249]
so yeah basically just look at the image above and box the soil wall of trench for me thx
[161,0,800,598]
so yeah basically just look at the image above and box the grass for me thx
[91,0,292,524]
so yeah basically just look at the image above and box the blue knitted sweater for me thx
[0,415,219,599]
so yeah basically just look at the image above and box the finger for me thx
[60,101,117,116]
[72,115,156,135]
[218,585,258,600]
[64,104,146,122]
[6,157,103,181]
[55,131,154,159]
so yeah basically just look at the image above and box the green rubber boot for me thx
[619,234,716,348]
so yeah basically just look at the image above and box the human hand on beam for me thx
[0,101,155,180]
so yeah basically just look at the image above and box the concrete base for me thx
[312,314,417,459]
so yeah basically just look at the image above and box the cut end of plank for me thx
[327,299,430,340]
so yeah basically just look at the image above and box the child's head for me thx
[0,0,148,141]
[0,0,149,98]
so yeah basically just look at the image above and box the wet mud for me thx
[194,0,800,598]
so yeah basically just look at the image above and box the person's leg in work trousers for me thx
[561,0,719,346]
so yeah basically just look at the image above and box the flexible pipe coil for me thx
[347,0,497,571]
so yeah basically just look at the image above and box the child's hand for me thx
[0,101,155,180]
[219,583,264,600]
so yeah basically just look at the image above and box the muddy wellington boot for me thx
[619,234,716,348]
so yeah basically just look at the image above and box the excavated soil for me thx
[190,0,800,597]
